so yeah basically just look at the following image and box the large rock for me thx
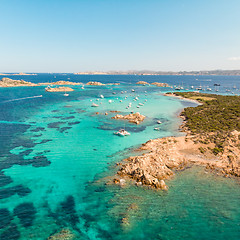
[151,82,170,87]
[112,112,145,124]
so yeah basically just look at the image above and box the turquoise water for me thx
[0,77,240,239]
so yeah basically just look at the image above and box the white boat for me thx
[64,93,69,97]
[114,129,130,136]
[81,86,84,89]
[91,103,99,107]
[131,89,135,92]
[157,120,162,124]
[207,88,212,91]
[100,95,104,98]
[154,127,160,131]
[109,100,112,103]
[139,103,144,106]
[175,87,181,90]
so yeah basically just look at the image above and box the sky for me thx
[0,0,240,72]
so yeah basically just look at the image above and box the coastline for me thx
[109,93,240,190]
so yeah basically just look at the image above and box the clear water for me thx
[0,75,240,239]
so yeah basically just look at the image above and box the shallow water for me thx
[0,75,240,239]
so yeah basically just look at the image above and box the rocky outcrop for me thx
[117,137,187,189]
[51,81,82,85]
[0,77,37,87]
[115,130,240,190]
[86,81,105,86]
[136,81,149,85]
[48,229,75,240]
[151,82,170,87]
[112,112,145,124]
[45,87,74,92]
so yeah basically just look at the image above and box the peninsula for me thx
[112,92,240,190]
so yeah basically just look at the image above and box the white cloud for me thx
[228,56,240,61]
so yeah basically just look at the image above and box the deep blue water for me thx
[0,74,240,239]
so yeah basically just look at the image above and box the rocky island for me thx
[151,82,170,87]
[0,77,84,88]
[42,80,82,86]
[0,77,38,87]
[111,112,145,124]
[45,87,74,92]
[136,81,149,85]
[111,92,240,189]
[86,81,105,86]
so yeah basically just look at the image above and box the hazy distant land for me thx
[75,70,240,75]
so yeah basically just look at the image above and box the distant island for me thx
[74,69,240,76]
[0,72,37,76]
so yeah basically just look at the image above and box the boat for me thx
[109,100,112,103]
[175,87,181,90]
[64,93,69,97]
[157,120,162,124]
[131,89,135,92]
[81,85,84,89]
[91,103,99,107]
[207,88,212,91]
[214,84,220,86]
[196,86,202,90]
[154,127,160,131]
[139,103,144,106]
[114,129,130,136]
[100,95,104,98]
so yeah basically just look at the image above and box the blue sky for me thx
[0,0,240,72]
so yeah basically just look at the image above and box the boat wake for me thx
[3,95,43,103]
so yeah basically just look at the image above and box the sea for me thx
[0,74,240,240]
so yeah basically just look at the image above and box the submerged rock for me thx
[48,229,75,240]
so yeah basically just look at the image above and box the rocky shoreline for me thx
[110,94,240,190]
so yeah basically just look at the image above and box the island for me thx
[40,81,82,86]
[151,82,170,87]
[86,81,105,86]
[0,77,38,87]
[136,81,149,85]
[111,112,145,124]
[45,87,74,92]
[0,72,37,76]
[0,77,83,88]
[111,92,240,190]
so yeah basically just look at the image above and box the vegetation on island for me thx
[173,92,240,155]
